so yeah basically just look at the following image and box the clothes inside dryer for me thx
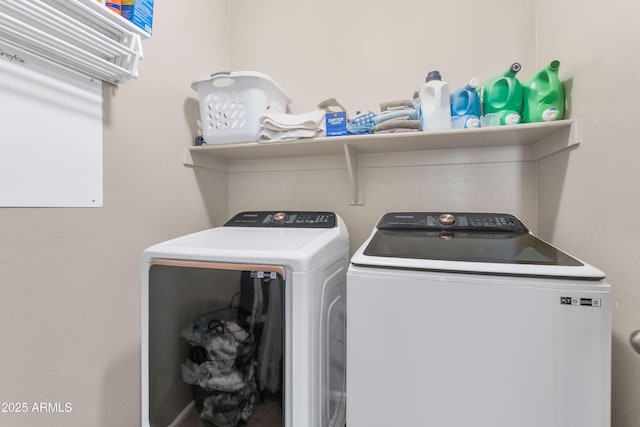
[148,264,284,427]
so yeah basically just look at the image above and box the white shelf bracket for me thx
[344,143,363,205]
[532,119,581,160]
[183,148,229,173]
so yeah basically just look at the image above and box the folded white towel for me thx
[258,127,322,142]
[259,110,326,131]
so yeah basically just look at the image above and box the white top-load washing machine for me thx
[141,211,348,427]
[347,212,611,427]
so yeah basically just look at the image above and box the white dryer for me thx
[141,211,349,427]
[347,212,611,427]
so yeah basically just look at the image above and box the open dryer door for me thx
[143,260,285,427]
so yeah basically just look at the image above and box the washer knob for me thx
[272,212,287,222]
[438,213,456,225]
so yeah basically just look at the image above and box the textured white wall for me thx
[0,1,229,426]
[228,160,537,255]
[227,0,538,250]
[230,0,537,114]
[535,1,640,425]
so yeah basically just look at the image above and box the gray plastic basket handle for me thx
[210,71,235,88]
[631,330,640,354]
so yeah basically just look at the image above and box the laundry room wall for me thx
[1,1,634,426]
[535,0,640,425]
[226,2,639,425]
[0,1,229,426]
[226,0,539,250]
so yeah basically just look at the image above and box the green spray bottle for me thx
[478,63,523,126]
[522,60,565,123]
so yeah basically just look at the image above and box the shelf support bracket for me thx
[344,143,363,205]
[183,148,229,172]
[532,119,581,160]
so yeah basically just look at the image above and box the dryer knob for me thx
[273,212,287,222]
[439,213,456,225]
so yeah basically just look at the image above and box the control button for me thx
[272,212,287,222]
[438,213,456,225]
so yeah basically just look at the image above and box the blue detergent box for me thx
[122,0,154,37]
[325,111,348,137]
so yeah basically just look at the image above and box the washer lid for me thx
[351,212,605,280]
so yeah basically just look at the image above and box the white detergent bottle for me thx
[420,70,452,131]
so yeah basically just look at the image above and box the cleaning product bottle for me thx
[121,0,135,20]
[522,60,564,123]
[106,0,122,14]
[450,77,480,129]
[420,71,452,131]
[479,63,523,126]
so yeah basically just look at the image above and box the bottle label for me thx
[542,108,560,121]
[452,115,479,129]
[465,117,480,128]
[504,113,521,125]
[106,1,122,13]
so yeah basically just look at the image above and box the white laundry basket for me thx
[192,71,291,145]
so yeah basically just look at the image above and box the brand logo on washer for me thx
[560,297,601,307]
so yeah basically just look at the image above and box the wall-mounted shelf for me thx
[184,119,580,205]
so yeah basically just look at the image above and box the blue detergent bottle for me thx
[450,77,481,128]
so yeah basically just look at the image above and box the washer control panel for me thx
[225,211,337,228]
[377,212,528,233]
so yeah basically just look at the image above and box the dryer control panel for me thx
[377,212,528,233]
[225,211,337,228]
